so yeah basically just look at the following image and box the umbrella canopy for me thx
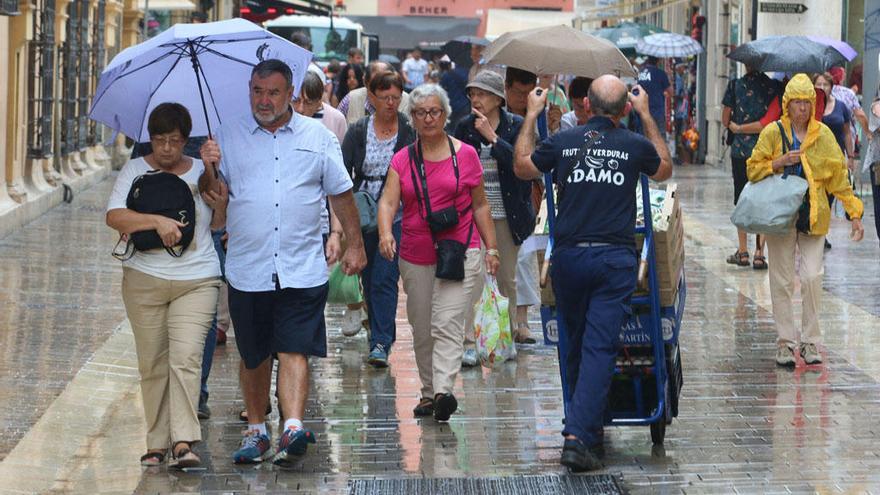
[442,36,490,68]
[727,35,848,74]
[593,22,667,51]
[806,35,858,61]
[378,53,400,65]
[482,25,635,79]
[89,18,313,142]
[636,32,703,58]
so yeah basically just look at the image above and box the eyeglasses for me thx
[376,95,402,104]
[412,108,444,120]
[151,135,185,148]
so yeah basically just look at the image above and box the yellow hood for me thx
[779,73,821,150]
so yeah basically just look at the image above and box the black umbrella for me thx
[727,35,848,73]
[442,36,489,69]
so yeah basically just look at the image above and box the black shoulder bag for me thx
[408,137,473,281]
[113,170,196,260]
[776,121,811,234]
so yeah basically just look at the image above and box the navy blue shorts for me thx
[228,282,329,369]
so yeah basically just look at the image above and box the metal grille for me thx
[27,0,55,158]
[348,475,626,495]
[60,0,79,155]
[88,0,105,146]
[76,0,91,150]
[0,0,20,15]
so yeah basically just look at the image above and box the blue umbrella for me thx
[727,35,847,73]
[89,18,313,143]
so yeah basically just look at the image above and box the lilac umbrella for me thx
[807,35,857,61]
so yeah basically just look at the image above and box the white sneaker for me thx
[775,344,796,367]
[341,308,364,337]
[799,343,822,365]
[461,348,478,368]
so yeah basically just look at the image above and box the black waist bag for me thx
[125,170,195,257]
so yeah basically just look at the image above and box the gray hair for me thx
[407,83,452,126]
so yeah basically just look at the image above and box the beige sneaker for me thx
[775,344,796,367]
[799,343,822,365]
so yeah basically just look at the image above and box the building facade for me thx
[0,0,147,238]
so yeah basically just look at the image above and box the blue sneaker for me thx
[232,431,271,464]
[273,428,316,465]
[367,344,389,368]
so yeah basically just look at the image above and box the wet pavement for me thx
[2,164,880,493]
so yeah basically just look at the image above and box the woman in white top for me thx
[106,103,223,469]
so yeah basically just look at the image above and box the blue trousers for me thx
[551,245,637,446]
[200,229,227,399]
[362,221,402,350]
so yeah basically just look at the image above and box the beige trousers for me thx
[217,282,233,332]
[765,229,826,346]
[400,248,482,398]
[122,268,220,449]
[464,219,519,346]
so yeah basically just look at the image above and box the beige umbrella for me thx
[482,24,635,79]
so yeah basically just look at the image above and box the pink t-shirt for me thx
[390,141,482,265]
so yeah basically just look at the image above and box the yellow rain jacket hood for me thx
[746,73,862,235]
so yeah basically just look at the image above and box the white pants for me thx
[765,229,825,346]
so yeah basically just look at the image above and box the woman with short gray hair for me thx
[377,84,499,422]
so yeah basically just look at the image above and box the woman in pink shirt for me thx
[377,84,499,422]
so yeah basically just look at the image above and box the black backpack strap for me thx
[776,120,790,154]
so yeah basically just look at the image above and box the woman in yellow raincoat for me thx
[747,73,864,367]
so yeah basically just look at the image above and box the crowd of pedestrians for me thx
[104,34,868,475]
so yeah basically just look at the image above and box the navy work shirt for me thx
[531,116,661,248]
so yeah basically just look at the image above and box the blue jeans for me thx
[362,221,401,350]
[551,245,637,446]
[200,229,228,399]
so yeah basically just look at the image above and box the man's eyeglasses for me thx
[412,108,444,120]
[376,95,402,104]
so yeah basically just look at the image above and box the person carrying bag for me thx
[745,73,864,368]
[375,84,499,423]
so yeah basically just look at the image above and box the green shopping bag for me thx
[327,263,363,304]
[474,275,516,368]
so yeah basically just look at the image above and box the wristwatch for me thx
[486,248,500,258]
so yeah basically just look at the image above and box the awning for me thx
[484,9,575,38]
[347,15,480,52]
[138,0,196,11]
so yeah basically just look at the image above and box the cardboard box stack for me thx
[635,183,684,306]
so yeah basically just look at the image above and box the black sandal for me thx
[171,442,201,469]
[140,450,166,466]
[726,250,750,267]
[413,397,434,417]
[752,255,768,270]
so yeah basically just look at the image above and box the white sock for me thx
[284,418,303,432]
[247,422,267,436]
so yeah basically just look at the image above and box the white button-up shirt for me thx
[218,112,352,291]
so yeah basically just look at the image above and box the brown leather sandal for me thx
[171,442,200,469]
[752,255,768,270]
[139,450,166,466]
[726,250,750,266]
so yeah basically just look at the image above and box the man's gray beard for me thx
[253,110,286,127]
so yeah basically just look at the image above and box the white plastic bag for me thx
[474,275,516,368]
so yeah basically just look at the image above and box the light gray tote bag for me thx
[730,172,808,234]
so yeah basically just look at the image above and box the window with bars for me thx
[60,0,81,155]
[88,0,106,146]
[27,0,55,158]
[0,0,20,15]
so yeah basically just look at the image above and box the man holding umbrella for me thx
[513,75,672,471]
[200,59,366,465]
